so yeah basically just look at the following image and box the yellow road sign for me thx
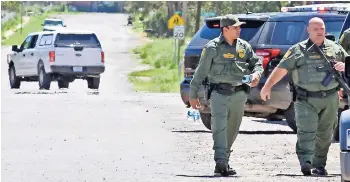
[168,14,184,29]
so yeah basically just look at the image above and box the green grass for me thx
[129,38,186,93]
[131,14,145,33]
[2,14,49,45]
[1,15,21,37]
[2,8,83,45]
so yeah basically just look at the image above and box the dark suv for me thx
[180,11,346,132]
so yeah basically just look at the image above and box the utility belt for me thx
[206,83,250,100]
[293,86,339,101]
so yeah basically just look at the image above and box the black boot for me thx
[228,164,237,175]
[312,167,328,175]
[301,161,312,176]
[214,159,229,177]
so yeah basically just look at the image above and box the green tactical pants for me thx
[210,90,248,161]
[294,92,339,168]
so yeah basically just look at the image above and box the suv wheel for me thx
[58,80,69,89]
[8,65,21,89]
[284,102,297,133]
[200,112,211,130]
[38,65,51,90]
[87,77,100,89]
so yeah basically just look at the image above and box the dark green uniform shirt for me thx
[189,35,263,99]
[340,28,350,54]
[278,38,348,91]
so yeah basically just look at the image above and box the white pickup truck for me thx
[7,30,105,90]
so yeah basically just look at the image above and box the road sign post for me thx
[168,14,186,78]
[173,25,185,78]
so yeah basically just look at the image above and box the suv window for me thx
[258,20,344,45]
[326,21,345,41]
[270,22,305,45]
[197,20,265,42]
[44,20,63,26]
[340,12,350,38]
[20,35,39,50]
[27,35,39,49]
[54,33,101,48]
[20,36,32,49]
[39,34,54,46]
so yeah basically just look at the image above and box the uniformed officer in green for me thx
[189,14,263,176]
[340,28,350,54]
[260,17,348,176]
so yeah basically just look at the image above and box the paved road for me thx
[1,13,342,182]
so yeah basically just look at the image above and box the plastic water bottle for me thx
[187,108,200,121]
[242,74,252,84]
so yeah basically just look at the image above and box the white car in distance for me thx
[42,18,66,31]
[7,30,105,90]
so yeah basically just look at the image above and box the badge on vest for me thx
[223,53,235,59]
[326,47,333,57]
[309,55,321,59]
[238,49,245,58]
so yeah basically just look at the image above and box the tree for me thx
[2,1,21,12]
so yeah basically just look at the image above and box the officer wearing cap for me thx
[189,14,263,176]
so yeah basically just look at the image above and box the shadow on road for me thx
[12,90,100,95]
[176,174,239,178]
[14,91,68,95]
[252,119,289,127]
[172,130,296,135]
[276,173,341,178]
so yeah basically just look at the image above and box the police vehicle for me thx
[180,4,349,133]
[337,9,350,182]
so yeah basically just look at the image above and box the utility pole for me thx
[20,2,23,34]
[195,1,201,33]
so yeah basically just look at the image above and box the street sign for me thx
[175,10,182,16]
[168,14,185,29]
[201,12,216,17]
[173,26,185,40]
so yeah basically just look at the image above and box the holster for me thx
[290,83,297,102]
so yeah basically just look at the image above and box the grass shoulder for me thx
[2,11,82,46]
[128,38,186,93]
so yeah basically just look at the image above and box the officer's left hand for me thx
[334,61,345,72]
[250,73,260,87]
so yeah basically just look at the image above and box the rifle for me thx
[311,43,350,105]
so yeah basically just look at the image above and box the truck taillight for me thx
[101,52,105,63]
[184,68,195,77]
[49,51,55,62]
[256,49,280,69]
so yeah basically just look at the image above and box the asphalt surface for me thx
[1,13,342,182]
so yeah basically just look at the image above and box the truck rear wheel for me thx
[38,65,51,90]
[58,80,69,89]
[87,77,100,89]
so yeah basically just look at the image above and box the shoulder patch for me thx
[283,50,292,59]
[340,34,345,44]
[201,48,206,57]
[238,49,245,58]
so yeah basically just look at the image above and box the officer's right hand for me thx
[260,86,271,101]
[189,98,201,110]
